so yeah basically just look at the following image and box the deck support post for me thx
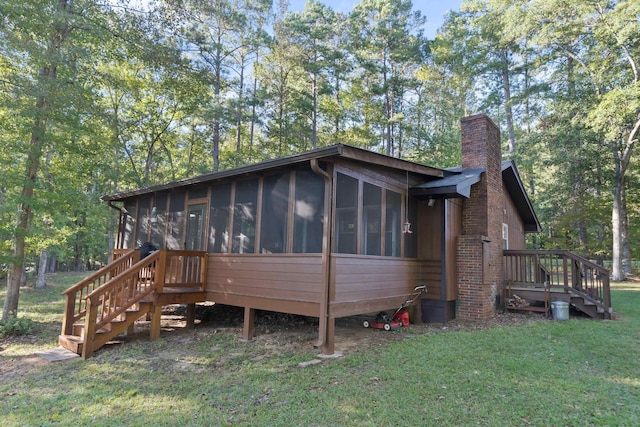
[320,317,335,355]
[186,303,196,329]
[126,323,135,336]
[149,304,163,340]
[242,307,255,341]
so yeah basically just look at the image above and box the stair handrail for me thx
[81,251,162,359]
[504,249,611,315]
[61,249,139,335]
[560,250,611,312]
[85,250,162,332]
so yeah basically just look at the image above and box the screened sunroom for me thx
[106,145,446,353]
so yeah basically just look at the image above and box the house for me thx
[59,114,611,359]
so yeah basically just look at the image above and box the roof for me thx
[501,160,540,233]
[410,168,484,199]
[101,144,540,233]
[102,144,444,202]
[409,160,540,233]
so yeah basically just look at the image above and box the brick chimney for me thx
[456,114,503,320]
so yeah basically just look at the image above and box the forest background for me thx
[1,0,639,319]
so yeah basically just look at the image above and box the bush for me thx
[0,316,36,338]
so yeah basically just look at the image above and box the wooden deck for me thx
[504,250,611,319]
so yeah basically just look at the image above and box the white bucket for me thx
[551,301,569,321]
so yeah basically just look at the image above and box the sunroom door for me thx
[185,203,207,250]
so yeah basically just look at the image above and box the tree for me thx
[347,0,426,156]
[1,0,76,319]
[526,0,640,279]
[283,0,337,149]
[166,0,273,171]
[412,10,479,167]
[0,0,170,316]
[256,2,305,156]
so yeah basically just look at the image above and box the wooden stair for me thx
[59,249,208,359]
[59,301,153,355]
[505,282,611,320]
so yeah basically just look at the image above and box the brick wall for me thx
[457,114,503,320]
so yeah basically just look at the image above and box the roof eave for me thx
[502,160,541,233]
[102,145,345,202]
[410,168,483,199]
[102,144,446,202]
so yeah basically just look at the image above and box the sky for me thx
[286,0,463,39]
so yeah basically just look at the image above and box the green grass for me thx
[1,275,639,426]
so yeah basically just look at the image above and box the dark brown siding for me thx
[445,199,462,300]
[329,255,439,317]
[418,200,441,260]
[206,254,323,316]
[503,188,526,249]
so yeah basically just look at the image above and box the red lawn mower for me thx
[362,285,427,331]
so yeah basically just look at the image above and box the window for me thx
[208,182,231,253]
[335,173,358,254]
[404,196,418,258]
[233,179,258,253]
[166,190,185,249]
[362,183,381,255]
[185,203,207,250]
[385,190,402,257]
[189,185,208,200]
[293,169,325,253]
[122,200,137,249]
[261,173,289,253]
[503,223,509,249]
[150,193,167,249]
[135,196,151,248]
[334,173,413,258]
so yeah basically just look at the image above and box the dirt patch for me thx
[0,304,546,378]
[121,303,545,357]
[0,353,49,381]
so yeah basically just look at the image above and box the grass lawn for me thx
[1,274,639,426]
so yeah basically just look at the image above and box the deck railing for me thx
[503,250,611,312]
[159,250,208,293]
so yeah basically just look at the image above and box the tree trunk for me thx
[596,147,604,266]
[611,117,640,281]
[611,155,624,281]
[235,54,245,163]
[249,51,259,162]
[621,185,631,276]
[311,71,318,149]
[334,76,341,139]
[3,91,50,319]
[3,0,69,319]
[36,250,48,288]
[383,51,392,156]
[578,218,588,251]
[48,252,57,273]
[212,33,224,172]
[501,49,516,153]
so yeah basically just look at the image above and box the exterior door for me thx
[185,203,207,250]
